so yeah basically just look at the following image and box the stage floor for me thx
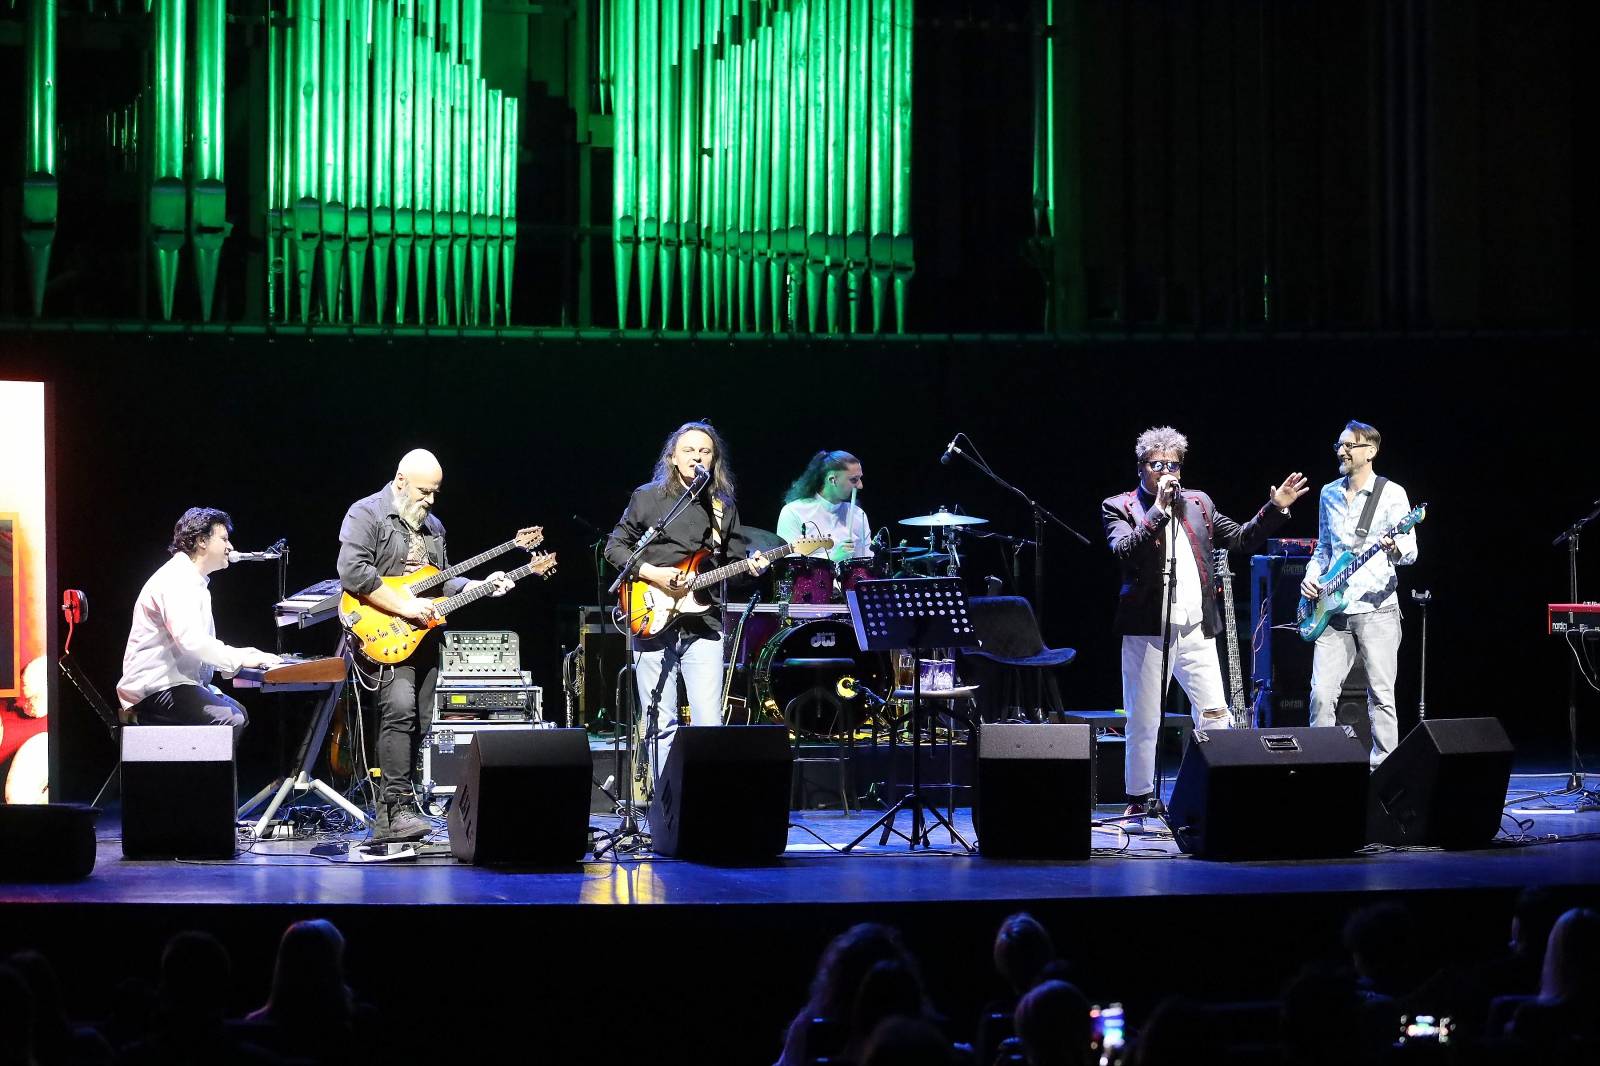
[6,773,1598,909]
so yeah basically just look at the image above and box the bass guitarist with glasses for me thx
[605,422,772,784]
[1300,421,1419,769]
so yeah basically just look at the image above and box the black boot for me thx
[374,796,429,843]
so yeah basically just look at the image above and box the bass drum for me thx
[751,618,890,738]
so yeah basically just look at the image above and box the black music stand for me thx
[841,578,980,852]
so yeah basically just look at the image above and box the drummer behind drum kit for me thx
[721,507,990,739]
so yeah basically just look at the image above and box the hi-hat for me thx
[899,510,988,527]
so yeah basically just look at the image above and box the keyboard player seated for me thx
[116,507,283,747]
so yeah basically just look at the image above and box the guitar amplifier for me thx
[573,606,629,729]
[441,630,521,674]
[1249,554,1313,726]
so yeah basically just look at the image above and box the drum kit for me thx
[725,506,990,738]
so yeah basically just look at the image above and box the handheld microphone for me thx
[940,438,962,465]
[228,549,282,563]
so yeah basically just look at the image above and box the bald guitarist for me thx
[337,449,516,843]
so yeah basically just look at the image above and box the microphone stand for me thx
[571,513,611,628]
[1553,498,1600,796]
[943,437,1090,630]
[1150,490,1182,818]
[595,472,713,859]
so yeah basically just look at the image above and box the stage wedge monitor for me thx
[1367,718,1514,849]
[649,726,792,861]
[121,725,236,860]
[448,728,593,864]
[1167,727,1368,861]
[975,723,1092,859]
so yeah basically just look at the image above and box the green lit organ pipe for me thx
[191,0,227,322]
[320,0,348,320]
[612,0,634,327]
[346,0,372,322]
[392,0,415,322]
[291,0,322,323]
[371,0,395,322]
[501,95,518,324]
[23,0,57,317]
[412,0,434,322]
[484,86,502,325]
[151,0,185,320]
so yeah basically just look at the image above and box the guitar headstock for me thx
[529,551,558,578]
[1395,504,1428,534]
[790,537,835,558]
[515,525,545,551]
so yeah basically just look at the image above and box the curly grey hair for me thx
[1134,426,1189,463]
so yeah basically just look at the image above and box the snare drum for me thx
[752,618,890,737]
[777,555,836,605]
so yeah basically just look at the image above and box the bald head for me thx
[397,448,442,482]
[394,449,443,528]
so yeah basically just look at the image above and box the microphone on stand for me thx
[228,549,282,563]
[939,438,963,465]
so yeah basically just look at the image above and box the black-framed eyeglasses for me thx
[1334,441,1375,453]
[1144,460,1183,472]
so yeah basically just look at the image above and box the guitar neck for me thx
[689,543,796,591]
[434,555,550,616]
[1214,551,1248,710]
[1326,516,1413,592]
[408,536,521,595]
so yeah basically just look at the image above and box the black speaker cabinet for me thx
[1167,727,1369,860]
[976,723,1092,859]
[447,728,593,864]
[1368,718,1514,849]
[0,803,100,880]
[121,726,237,860]
[649,726,792,861]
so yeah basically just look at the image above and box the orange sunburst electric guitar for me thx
[620,537,832,638]
[339,526,556,663]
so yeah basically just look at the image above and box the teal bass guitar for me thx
[1296,503,1427,641]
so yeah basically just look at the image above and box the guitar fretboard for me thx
[689,542,799,591]
[408,534,532,595]
[433,554,556,616]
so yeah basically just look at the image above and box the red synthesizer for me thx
[1548,603,1600,634]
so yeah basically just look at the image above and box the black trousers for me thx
[373,639,439,803]
[127,684,248,747]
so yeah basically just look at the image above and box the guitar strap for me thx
[1354,476,1389,544]
[710,496,726,556]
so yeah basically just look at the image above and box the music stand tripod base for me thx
[840,578,981,853]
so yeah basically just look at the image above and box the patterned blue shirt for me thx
[1305,475,1418,614]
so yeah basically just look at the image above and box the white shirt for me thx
[117,553,249,708]
[1304,475,1418,615]
[1166,507,1204,626]
[776,496,874,558]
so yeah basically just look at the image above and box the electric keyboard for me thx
[233,656,347,692]
[1548,602,1600,635]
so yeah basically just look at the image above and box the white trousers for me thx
[1121,621,1232,798]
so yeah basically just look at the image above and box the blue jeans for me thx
[631,625,725,780]
[1309,605,1402,767]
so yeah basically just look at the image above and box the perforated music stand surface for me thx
[845,577,980,654]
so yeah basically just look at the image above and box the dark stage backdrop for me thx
[1,332,1591,799]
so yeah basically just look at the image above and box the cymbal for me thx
[898,511,988,527]
[736,525,788,552]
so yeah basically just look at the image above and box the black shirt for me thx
[337,484,468,598]
[605,482,750,633]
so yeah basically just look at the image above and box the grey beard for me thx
[397,495,430,530]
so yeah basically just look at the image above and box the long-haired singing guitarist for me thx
[604,422,771,784]
[1300,421,1419,769]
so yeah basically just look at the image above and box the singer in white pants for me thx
[1120,622,1231,799]
[1102,426,1310,817]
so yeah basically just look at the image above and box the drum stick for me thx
[849,486,858,558]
